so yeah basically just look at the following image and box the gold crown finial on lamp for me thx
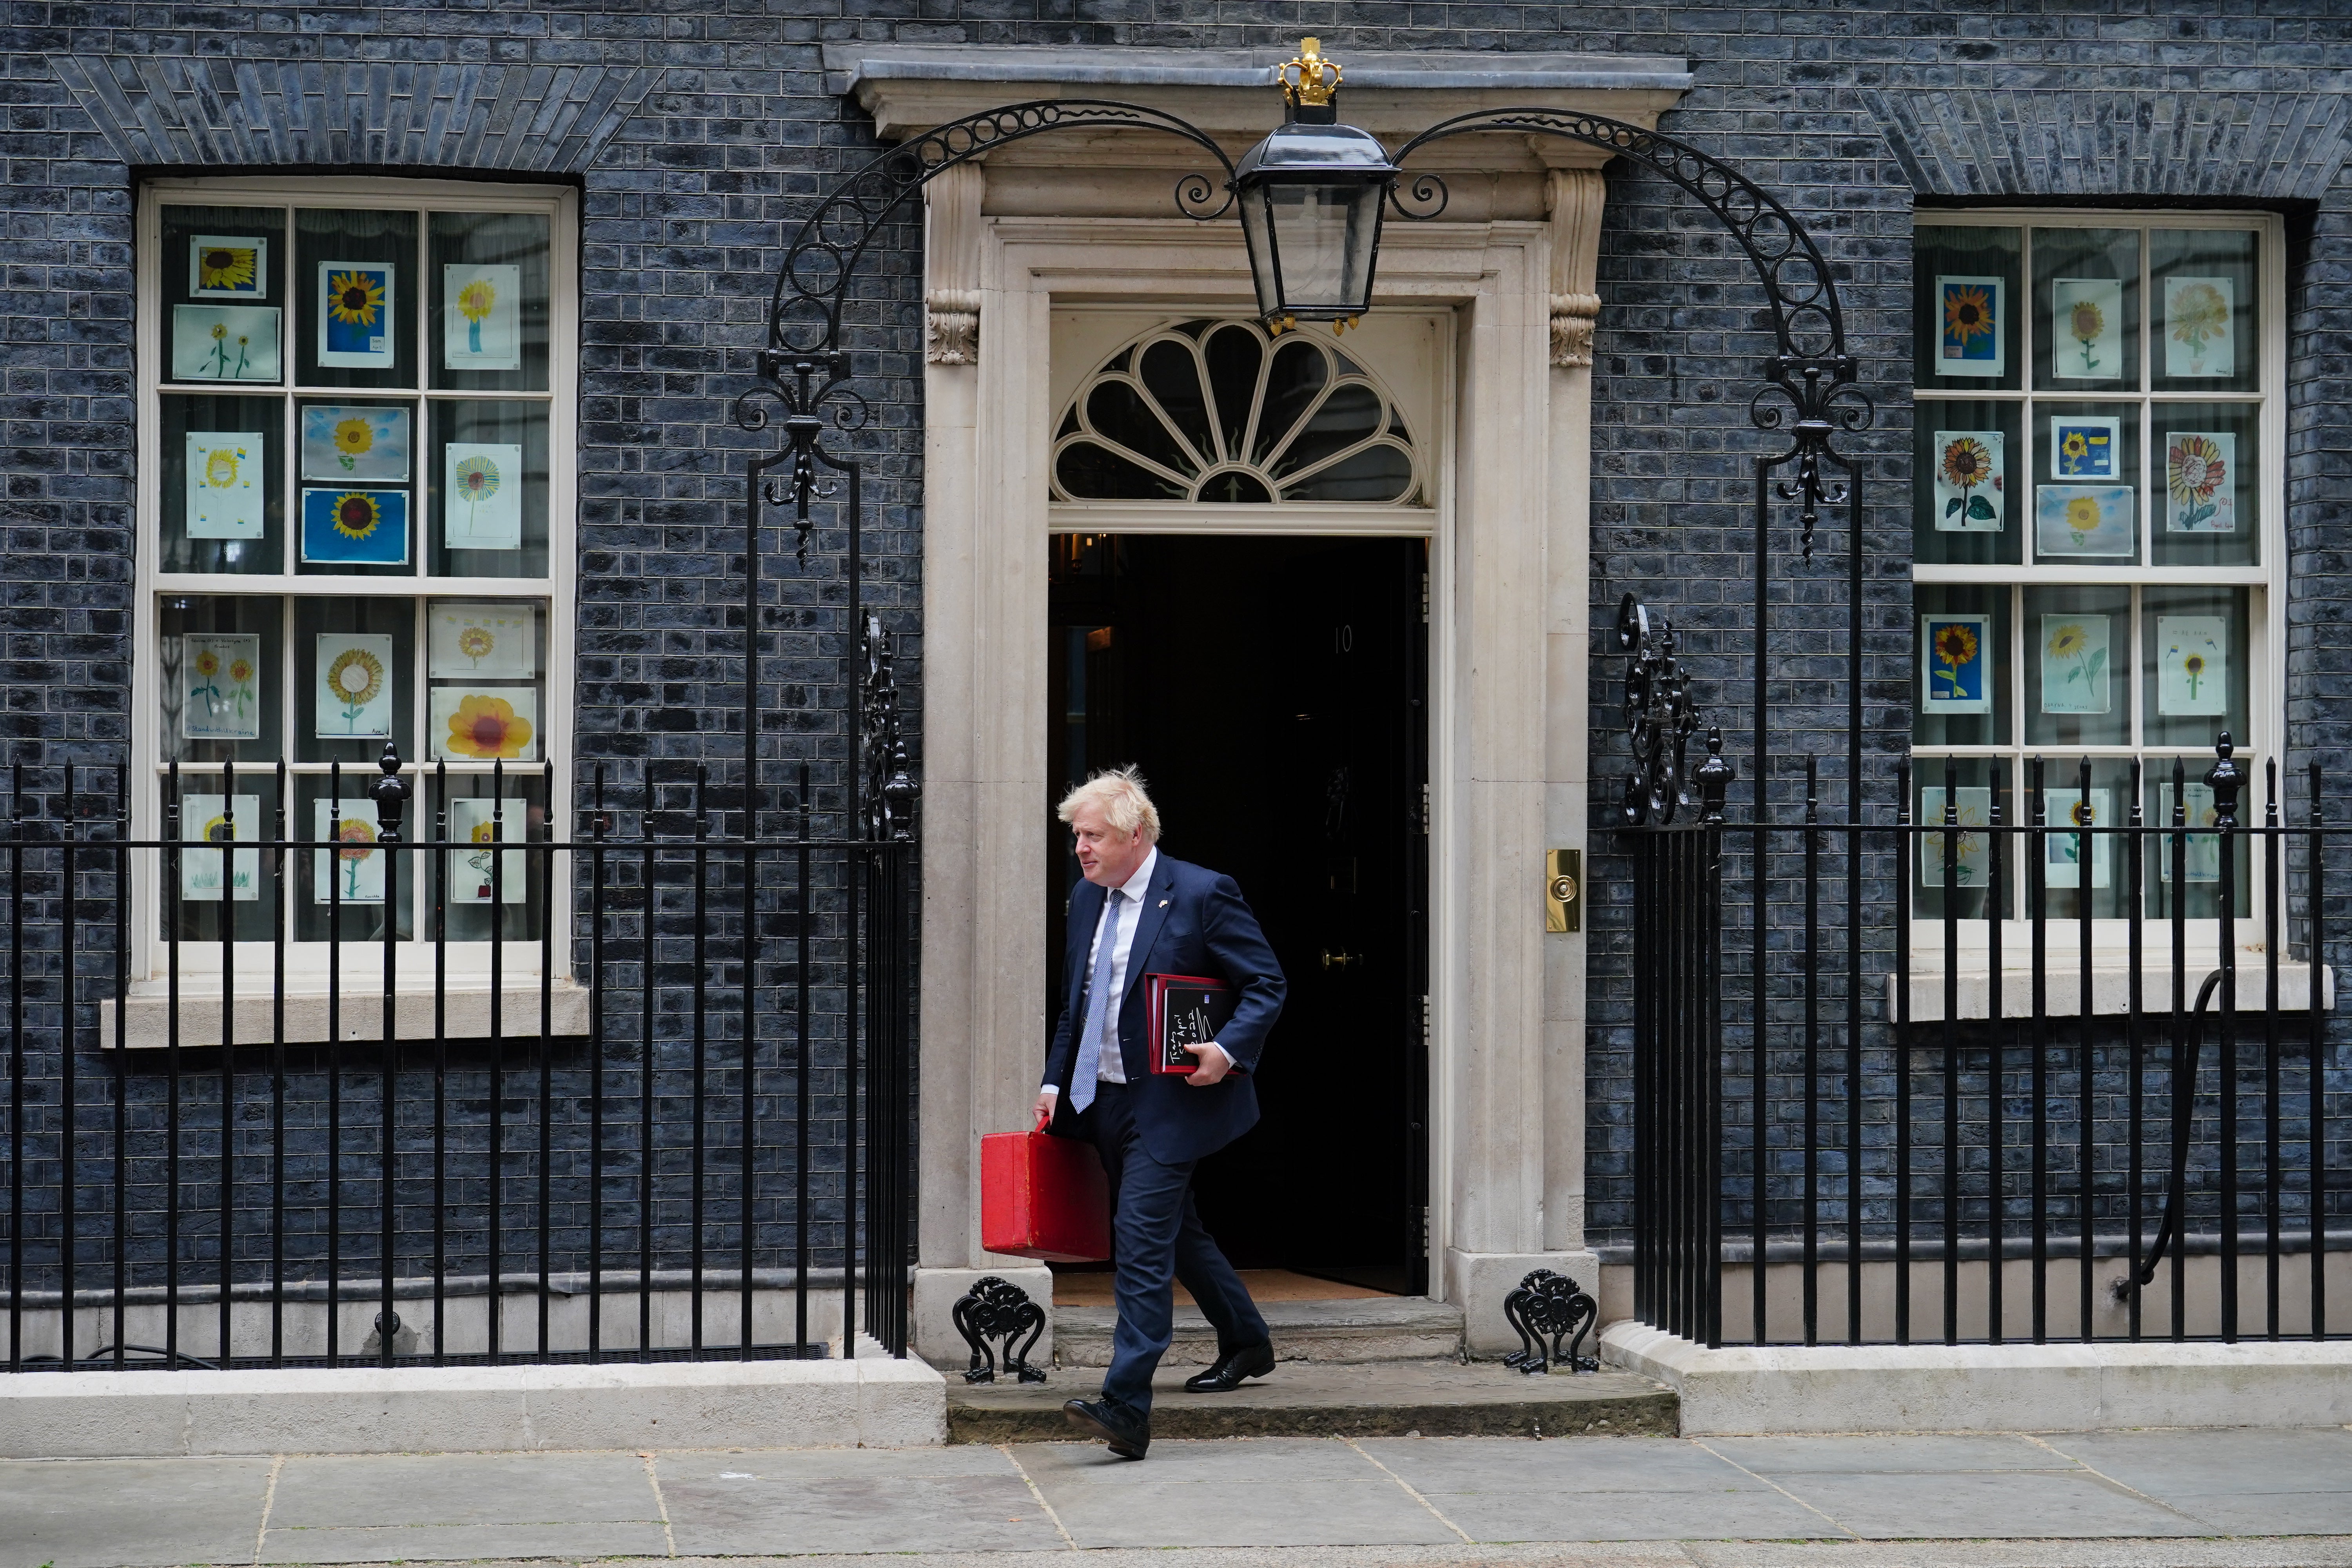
[1278,38,1341,108]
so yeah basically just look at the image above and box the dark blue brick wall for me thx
[2,2,2350,1279]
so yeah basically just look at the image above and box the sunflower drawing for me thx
[456,626,495,668]
[2181,652,2209,701]
[191,645,224,713]
[1938,435,1997,524]
[1931,621,1980,701]
[464,817,501,897]
[325,645,385,731]
[456,277,498,354]
[203,446,241,489]
[334,815,378,900]
[2063,492,2104,548]
[2069,296,2106,374]
[330,491,381,541]
[2047,620,2107,710]
[332,417,374,471]
[2054,795,2101,871]
[188,810,234,894]
[198,245,256,293]
[2169,280,2230,371]
[226,655,256,720]
[1943,284,1993,356]
[1924,794,1988,885]
[2167,434,2228,530]
[452,453,501,530]
[443,693,533,760]
[327,270,385,330]
[200,318,249,379]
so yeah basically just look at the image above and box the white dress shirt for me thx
[1041,848,1233,1098]
[1083,848,1158,1085]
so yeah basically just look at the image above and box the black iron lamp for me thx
[1230,40,1398,335]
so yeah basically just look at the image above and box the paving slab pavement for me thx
[10,1428,2352,1567]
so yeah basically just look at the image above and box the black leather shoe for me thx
[1183,1341,1276,1392]
[1062,1396,1151,1459]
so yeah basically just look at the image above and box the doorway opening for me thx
[1047,532,1431,1296]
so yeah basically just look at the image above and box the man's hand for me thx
[1034,1086,1058,1128]
[1182,1042,1234,1087]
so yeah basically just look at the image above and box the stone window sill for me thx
[1889,949,2332,1022]
[99,976,592,1049]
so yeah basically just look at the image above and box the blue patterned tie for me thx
[1070,889,1123,1114]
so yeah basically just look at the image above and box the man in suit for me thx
[1035,766,1286,1460]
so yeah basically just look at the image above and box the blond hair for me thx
[1056,766,1161,844]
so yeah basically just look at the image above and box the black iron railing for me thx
[0,753,914,1371]
[1625,725,2343,1348]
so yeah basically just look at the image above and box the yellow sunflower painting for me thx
[321,639,391,735]
[319,263,394,365]
[2041,617,2110,715]
[327,270,385,328]
[189,235,263,298]
[1924,617,1986,709]
[1935,432,2001,528]
[2165,278,2232,375]
[457,277,498,355]
[2064,493,2102,541]
[441,692,535,760]
[2165,432,2232,532]
[1942,284,1993,350]
[332,417,374,470]
[331,491,381,541]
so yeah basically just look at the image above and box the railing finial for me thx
[2206,731,2242,830]
[1696,726,1735,826]
[368,740,409,844]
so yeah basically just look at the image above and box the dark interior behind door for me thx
[1047,533,1429,1293]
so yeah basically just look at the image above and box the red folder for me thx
[980,1120,1112,1262]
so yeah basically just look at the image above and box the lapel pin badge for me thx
[1159,898,1170,907]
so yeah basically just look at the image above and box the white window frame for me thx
[1906,207,2305,1012]
[129,175,579,991]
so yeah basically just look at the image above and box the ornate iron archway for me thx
[740,83,1876,1352]
[738,93,1873,843]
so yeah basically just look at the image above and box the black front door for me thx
[1047,532,1429,1293]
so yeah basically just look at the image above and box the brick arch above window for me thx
[1863,88,2352,204]
[47,56,660,175]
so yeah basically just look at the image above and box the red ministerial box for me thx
[980,1126,1112,1263]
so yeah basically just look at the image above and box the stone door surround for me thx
[814,42,1691,1364]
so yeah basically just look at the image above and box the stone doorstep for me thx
[950,1357,1678,1443]
[1050,1294,1467,1368]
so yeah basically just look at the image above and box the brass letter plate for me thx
[1545,848,1581,933]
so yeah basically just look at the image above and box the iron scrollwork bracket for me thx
[1385,107,1874,561]
[1615,593,1703,829]
[860,614,919,842]
[1501,1268,1599,1375]
[952,1274,1047,1384]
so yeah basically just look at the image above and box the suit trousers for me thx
[1084,1078,1269,1417]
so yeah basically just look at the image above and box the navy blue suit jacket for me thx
[1043,853,1286,1165]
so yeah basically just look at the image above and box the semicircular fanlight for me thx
[1051,319,1422,507]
